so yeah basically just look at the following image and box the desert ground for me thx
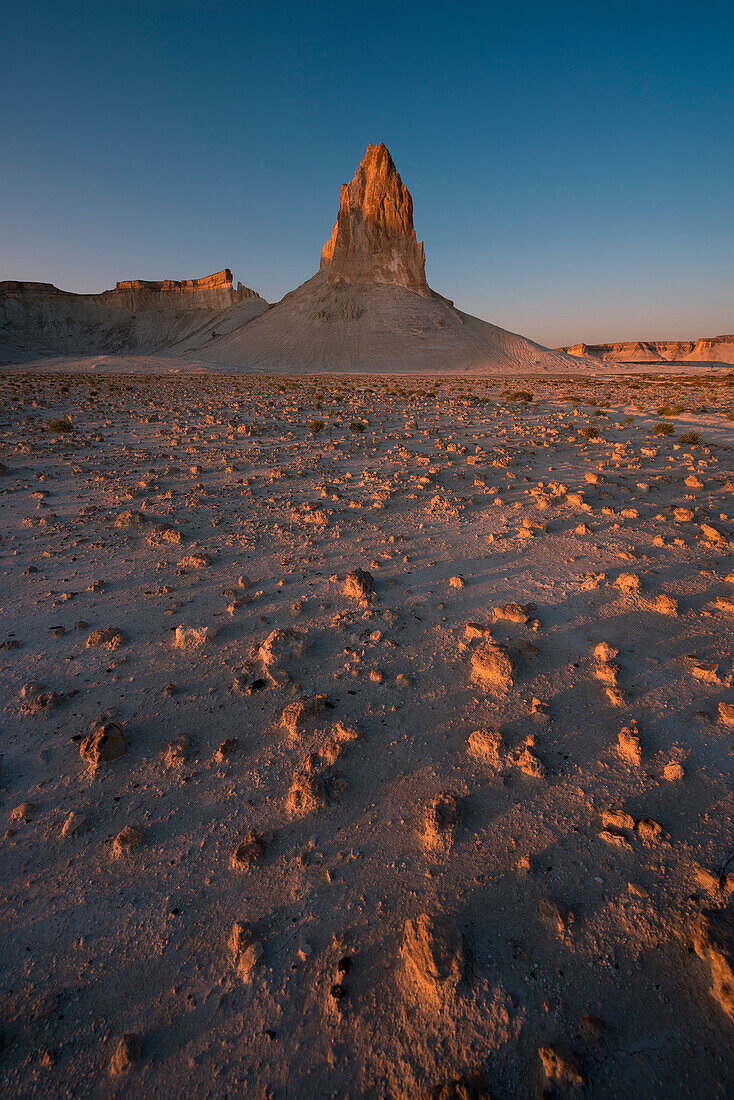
[1,365,734,1098]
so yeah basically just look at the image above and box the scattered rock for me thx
[493,601,534,623]
[700,523,727,544]
[509,735,546,778]
[691,907,734,1019]
[616,720,641,764]
[470,641,514,691]
[231,830,267,868]
[109,1033,143,1075]
[537,1044,584,1093]
[11,801,36,822]
[178,552,212,568]
[80,722,127,768]
[539,898,574,939]
[165,733,190,766]
[343,568,374,598]
[468,729,503,770]
[635,817,663,841]
[173,625,211,649]
[320,721,359,764]
[530,697,550,723]
[423,791,462,850]
[228,922,262,982]
[281,694,328,739]
[652,593,678,616]
[112,824,145,856]
[402,912,464,1005]
[61,812,86,837]
[258,628,308,668]
[690,660,720,684]
[87,627,126,650]
[214,737,239,762]
[718,702,734,727]
[18,680,63,715]
[287,768,328,817]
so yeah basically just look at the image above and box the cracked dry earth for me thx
[2,369,734,1099]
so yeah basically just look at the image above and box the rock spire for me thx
[320,143,428,296]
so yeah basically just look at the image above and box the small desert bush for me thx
[580,425,599,439]
[679,431,702,445]
[309,419,325,433]
[654,421,675,436]
[349,421,366,432]
[46,417,73,432]
[657,404,685,416]
[504,390,533,402]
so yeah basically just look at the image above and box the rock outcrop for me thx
[560,336,734,364]
[0,144,583,373]
[0,271,267,364]
[0,269,259,312]
[110,270,259,310]
[320,143,428,297]
[169,143,582,374]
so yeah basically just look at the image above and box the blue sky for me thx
[2,0,733,345]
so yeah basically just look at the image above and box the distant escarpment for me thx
[560,336,734,365]
[110,269,259,310]
[1,269,259,311]
[0,271,267,364]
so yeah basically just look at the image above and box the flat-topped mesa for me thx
[0,270,262,311]
[559,335,734,364]
[110,269,260,310]
[320,143,429,297]
[114,269,251,293]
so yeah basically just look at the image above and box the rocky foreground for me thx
[1,371,734,1098]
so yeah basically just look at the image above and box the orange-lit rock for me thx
[320,143,428,296]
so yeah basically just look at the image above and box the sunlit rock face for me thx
[110,269,259,310]
[320,142,429,297]
[0,271,268,363]
[0,269,261,313]
[560,336,734,364]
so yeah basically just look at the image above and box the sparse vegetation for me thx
[308,419,325,433]
[654,421,675,436]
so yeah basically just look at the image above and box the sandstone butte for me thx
[320,141,429,297]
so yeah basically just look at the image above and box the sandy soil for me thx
[1,368,734,1099]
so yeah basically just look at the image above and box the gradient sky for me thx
[2,0,733,346]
